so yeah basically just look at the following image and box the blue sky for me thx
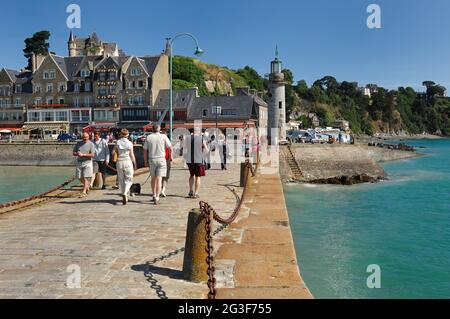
[1,0,449,91]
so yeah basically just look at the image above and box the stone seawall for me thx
[0,143,145,167]
[214,164,313,299]
[280,144,419,184]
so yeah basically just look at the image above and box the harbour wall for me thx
[0,143,145,168]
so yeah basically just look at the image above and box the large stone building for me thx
[1,32,270,137]
[0,32,169,136]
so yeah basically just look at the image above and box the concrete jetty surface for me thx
[0,159,312,299]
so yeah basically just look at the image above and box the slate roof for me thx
[154,89,198,110]
[141,56,161,76]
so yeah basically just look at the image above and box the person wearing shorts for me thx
[143,125,173,205]
[73,133,95,198]
[184,128,209,199]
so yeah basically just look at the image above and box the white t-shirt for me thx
[117,138,133,161]
[144,133,172,161]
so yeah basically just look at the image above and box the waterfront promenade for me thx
[0,153,313,299]
[0,163,241,299]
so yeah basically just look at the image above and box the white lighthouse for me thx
[268,47,287,145]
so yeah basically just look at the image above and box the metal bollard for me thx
[240,162,248,187]
[182,209,209,282]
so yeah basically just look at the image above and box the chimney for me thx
[32,53,46,73]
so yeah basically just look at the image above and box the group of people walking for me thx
[72,126,228,205]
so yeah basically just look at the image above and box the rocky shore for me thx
[280,144,420,185]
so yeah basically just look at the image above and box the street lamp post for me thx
[167,33,204,142]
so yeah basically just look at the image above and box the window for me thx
[46,97,54,105]
[74,83,80,92]
[74,97,80,107]
[138,80,145,88]
[71,110,80,122]
[211,106,222,115]
[59,97,65,104]
[43,71,49,80]
[15,98,21,106]
[55,111,68,121]
[43,112,54,122]
[80,69,90,77]
[99,72,106,81]
[203,109,208,117]
[279,101,283,109]
[85,82,91,92]
[131,67,142,76]
[81,111,90,122]
[99,87,107,95]
[34,98,42,105]
[49,70,56,79]
[109,86,116,94]
[84,96,91,107]
[59,83,66,92]
[16,84,22,94]
[46,84,53,93]
[221,109,237,116]
[109,72,116,80]
[128,81,136,89]
[34,85,41,93]
[128,96,134,105]
[134,96,144,105]
[29,112,40,121]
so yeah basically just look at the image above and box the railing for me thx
[0,104,26,109]
[32,104,69,108]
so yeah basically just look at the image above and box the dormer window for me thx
[15,84,22,94]
[131,67,142,76]
[80,70,90,77]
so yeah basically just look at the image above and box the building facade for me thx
[0,32,169,136]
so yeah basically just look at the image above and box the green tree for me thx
[23,31,51,70]
[235,66,266,92]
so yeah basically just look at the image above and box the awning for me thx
[22,122,70,131]
[83,123,117,133]
[0,127,22,133]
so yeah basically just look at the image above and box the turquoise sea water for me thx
[0,166,73,204]
[285,139,450,299]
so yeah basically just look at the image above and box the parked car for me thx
[311,134,330,144]
[287,131,304,143]
[288,130,316,143]
[58,133,77,142]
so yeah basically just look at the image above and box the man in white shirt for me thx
[143,125,173,205]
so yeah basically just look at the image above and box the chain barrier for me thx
[143,247,185,299]
[199,159,258,299]
[0,178,76,211]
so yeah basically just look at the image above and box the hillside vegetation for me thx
[173,56,450,136]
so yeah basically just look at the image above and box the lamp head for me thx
[194,47,204,57]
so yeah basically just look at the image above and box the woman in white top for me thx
[112,129,137,205]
